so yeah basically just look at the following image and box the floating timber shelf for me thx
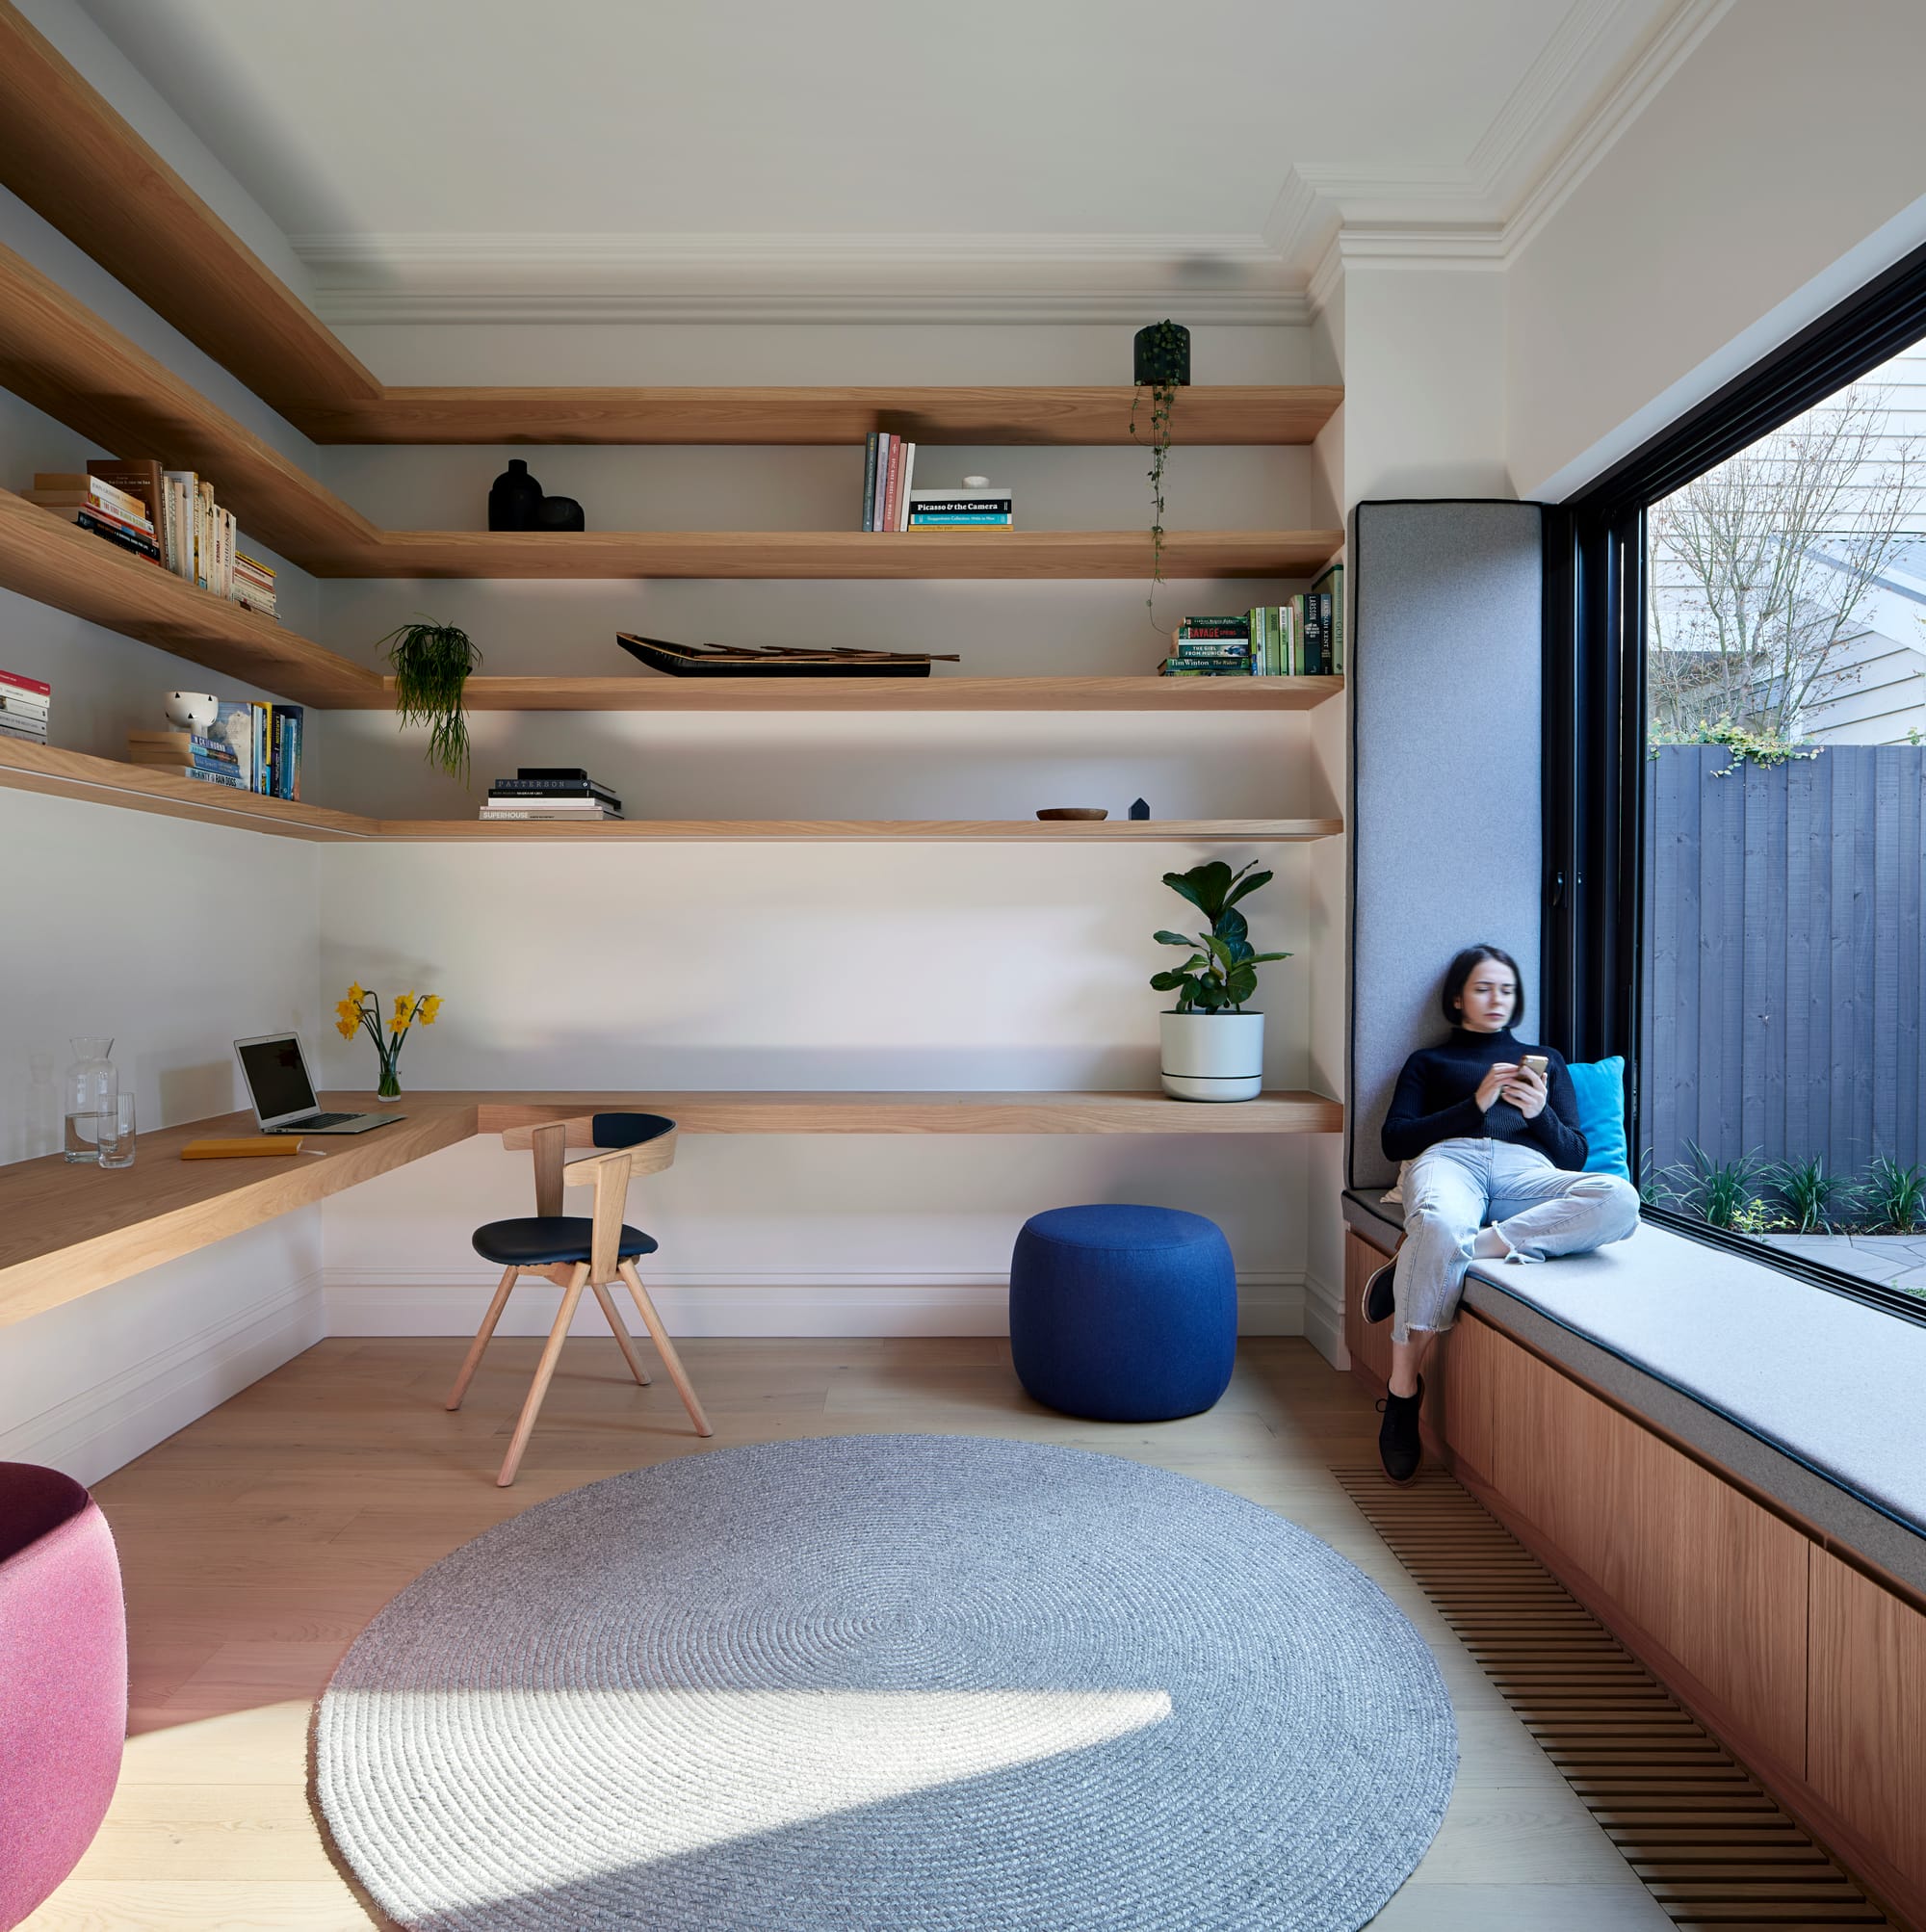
[295,385,1346,447]
[479,1090,1346,1136]
[0,491,379,707]
[0,744,1341,846]
[375,818,1342,843]
[352,529,1342,581]
[0,739,374,841]
[0,1088,1342,1322]
[0,246,1340,579]
[0,495,1344,708]
[455,674,1345,712]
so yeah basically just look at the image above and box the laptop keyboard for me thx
[299,1111,361,1129]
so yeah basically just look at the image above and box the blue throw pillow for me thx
[1567,1056,1630,1180]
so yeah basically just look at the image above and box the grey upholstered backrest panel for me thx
[1348,500,1545,1190]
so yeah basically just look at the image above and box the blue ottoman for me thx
[1009,1204,1236,1422]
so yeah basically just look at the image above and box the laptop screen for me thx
[238,1035,317,1122]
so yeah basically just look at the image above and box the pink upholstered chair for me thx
[0,1463,125,1929]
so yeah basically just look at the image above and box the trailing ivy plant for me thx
[1151,860,1290,1013]
[1648,714,1820,776]
[1130,320,1188,634]
[379,618,482,782]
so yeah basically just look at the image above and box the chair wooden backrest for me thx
[510,1114,679,1287]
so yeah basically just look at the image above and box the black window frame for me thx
[1549,235,1926,1329]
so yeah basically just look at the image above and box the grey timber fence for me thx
[1640,743,1926,1185]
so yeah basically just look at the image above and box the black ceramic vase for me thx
[1132,321,1191,388]
[532,495,586,533]
[488,458,544,531]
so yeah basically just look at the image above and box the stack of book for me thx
[0,666,51,745]
[909,485,1013,529]
[1157,566,1346,678]
[481,768,623,822]
[25,471,163,564]
[126,725,247,790]
[126,698,302,796]
[1160,614,1254,676]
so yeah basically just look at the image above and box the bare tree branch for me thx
[1648,384,1920,741]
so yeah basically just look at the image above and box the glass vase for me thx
[63,1034,118,1163]
[377,1060,403,1101]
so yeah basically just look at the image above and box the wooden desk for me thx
[0,1086,1343,1328]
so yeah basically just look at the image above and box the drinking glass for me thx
[96,1092,137,1169]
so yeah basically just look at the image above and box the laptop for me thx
[233,1031,403,1136]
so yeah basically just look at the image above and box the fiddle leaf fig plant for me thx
[1150,859,1290,1013]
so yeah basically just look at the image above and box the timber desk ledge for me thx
[0,1088,1340,1326]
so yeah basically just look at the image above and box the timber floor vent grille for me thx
[1332,1466,1890,1930]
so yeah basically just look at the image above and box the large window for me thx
[1551,243,1926,1320]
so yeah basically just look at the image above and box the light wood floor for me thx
[24,1336,1669,1931]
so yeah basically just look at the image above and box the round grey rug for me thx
[316,1435,1454,1930]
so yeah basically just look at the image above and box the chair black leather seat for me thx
[472,1217,660,1267]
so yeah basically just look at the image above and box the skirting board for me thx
[325,1271,1306,1339]
[0,1272,326,1487]
[1301,1268,1349,1370]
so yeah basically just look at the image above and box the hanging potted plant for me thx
[1150,859,1289,1102]
[379,618,482,782]
[1129,320,1190,633]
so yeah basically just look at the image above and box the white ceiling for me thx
[76,0,1688,316]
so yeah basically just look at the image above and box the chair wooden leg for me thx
[590,1278,652,1386]
[618,1260,714,1438]
[447,1266,520,1412]
[497,1264,588,1487]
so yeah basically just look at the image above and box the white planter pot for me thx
[1159,1010,1265,1102]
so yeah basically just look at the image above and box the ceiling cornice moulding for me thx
[298,230,1310,327]
[286,0,1716,330]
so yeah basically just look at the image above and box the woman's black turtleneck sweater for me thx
[1381,1026,1588,1169]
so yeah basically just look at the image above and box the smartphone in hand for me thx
[1521,1054,1549,1080]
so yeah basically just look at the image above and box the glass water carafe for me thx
[63,1035,118,1163]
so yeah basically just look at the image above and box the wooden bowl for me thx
[1035,808,1108,821]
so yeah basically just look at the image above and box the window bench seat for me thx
[1342,1188,1926,1596]
[1341,1192,1926,1925]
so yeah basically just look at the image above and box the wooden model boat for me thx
[617,634,960,678]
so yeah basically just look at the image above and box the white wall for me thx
[314,832,1323,1339]
[1507,0,1926,502]
[299,309,1344,1348]
[0,789,322,1477]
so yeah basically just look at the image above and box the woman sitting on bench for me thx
[1366,943,1639,1483]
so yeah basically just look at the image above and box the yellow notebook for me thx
[181,1136,303,1160]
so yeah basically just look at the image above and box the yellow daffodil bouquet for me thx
[334,982,443,1100]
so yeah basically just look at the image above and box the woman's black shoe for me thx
[1362,1256,1397,1324]
[1376,1377,1424,1484]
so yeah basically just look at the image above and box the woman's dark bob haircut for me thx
[1443,944,1524,1026]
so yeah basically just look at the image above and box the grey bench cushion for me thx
[1341,1189,1926,1596]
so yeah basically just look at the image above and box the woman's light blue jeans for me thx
[1392,1137,1640,1344]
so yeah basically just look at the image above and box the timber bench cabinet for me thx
[1342,1195,1926,1930]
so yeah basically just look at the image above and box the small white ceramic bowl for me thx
[163,692,220,729]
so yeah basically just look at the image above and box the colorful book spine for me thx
[881,436,903,535]
[1314,562,1345,672]
[861,432,880,531]
[74,509,162,561]
[0,667,52,698]
[142,766,248,790]
[895,442,916,530]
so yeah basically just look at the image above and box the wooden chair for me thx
[446,1111,712,1486]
